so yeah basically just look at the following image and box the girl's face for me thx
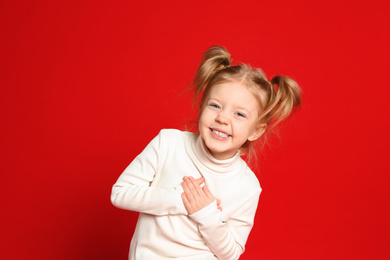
[199,81,265,160]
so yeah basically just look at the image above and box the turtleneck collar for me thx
[186,133,244,175]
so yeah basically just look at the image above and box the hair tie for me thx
[217,64,227,70]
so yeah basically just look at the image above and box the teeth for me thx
[213,130,229,138]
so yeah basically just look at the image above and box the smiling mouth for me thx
[211,128,230,138]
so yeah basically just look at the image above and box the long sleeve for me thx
[111,131,187,216]
[112,129,262,259]
[189,190,261,260]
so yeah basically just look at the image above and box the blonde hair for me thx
[191,46,302,163]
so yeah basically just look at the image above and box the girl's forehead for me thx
[208,81,255,99]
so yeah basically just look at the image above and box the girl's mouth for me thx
[210,128,230,138]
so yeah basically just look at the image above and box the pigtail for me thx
[192,46,231,102]
[264,76,302,127]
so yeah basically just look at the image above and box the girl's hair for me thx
[191,46,302,163]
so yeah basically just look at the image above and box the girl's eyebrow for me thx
[207,96,219,101]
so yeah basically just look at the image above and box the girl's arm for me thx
[111,132,187,216]
[182,177,260,260]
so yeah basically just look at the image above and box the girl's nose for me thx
[216,111,230,124]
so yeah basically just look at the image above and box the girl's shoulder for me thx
[155,128,197,147]
[158,128,196,140]
[153,129,197,162]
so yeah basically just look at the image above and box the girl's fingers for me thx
[202,183,214,200]
[181,192,194,213]
[181,192,189,204]
[181,181,195,203]
[184,176,202,195]
[183,176,204,186]
[182,192,194,210]
[216,198,222,211]
[193,176,205,185]
[183,177,196,194]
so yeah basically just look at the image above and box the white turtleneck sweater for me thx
[111,129,261,260]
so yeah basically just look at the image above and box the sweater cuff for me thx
[189,200,222,227]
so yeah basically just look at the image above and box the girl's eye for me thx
[236,112,246,118]
[209,103,220,109]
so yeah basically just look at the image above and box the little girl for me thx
[111,46,302,260]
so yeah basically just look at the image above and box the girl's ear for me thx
[248,123,267,141]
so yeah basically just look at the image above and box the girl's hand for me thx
[181,176,221,215]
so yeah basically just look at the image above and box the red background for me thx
[1,0,389,259]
